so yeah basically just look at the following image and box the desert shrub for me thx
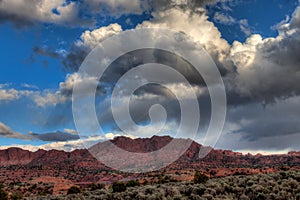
[192,185,206,196]
[126,180,140,187]
[0,189,8,200]
[193,171,209,184]
[112,182,127,193]
[173,194,183,200]
[201,193,213,200]
[255,193,266,200]
[240,194,250,200]
[90,183,105,191]
[67,186,81,194]
[179,184,193,196]
[296,193,300,200]
[10,191,23,200]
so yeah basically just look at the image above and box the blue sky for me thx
[0,0,300,153]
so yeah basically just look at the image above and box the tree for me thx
[112,182,126,192]
[193,171,209,184]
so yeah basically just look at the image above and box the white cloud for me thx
[214,12,236,25]
[21,83,39,90]
[239,19,251,36]
[138,7,231,68]
[0,85,37,103]
[229,9,300,101]
[33,72,99,107]
[64,128,78,135]
[76,23,123,50]
[33,91,67,107]
[0,135,104,152]
[0,133,135,152]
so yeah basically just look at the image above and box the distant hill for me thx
[0,135,299,169]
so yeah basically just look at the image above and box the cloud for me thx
[64,128,78,135]
[32,46,62,59]
[21,83,39,90]
[0,0,231,28]
[239,19,251,36]
[29,131,80,142]
[228,95,300,140]
[213,12,251,35]
[2,0,299,153]
[229,8,300,103]
[56,2,300,145]
[0,122,28,139]
[138,7,233,74]
[76,23,123,50]
[33,72,100,107]
[63,23,123,71]
[214,12,236,25]
[84,0,147,17]
[0,135,105,152]
[0,0,90,27]
[0,84,37,103]
[0,122,81,142]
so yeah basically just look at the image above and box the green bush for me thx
[112,182,127,193]
[10,191,23,200]
[193,171,209,184]
[67,186,81,195]
[90,183,105,191]
[126,180,140,187]
[0,189,8,200]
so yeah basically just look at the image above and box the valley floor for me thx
[23,169,300,200]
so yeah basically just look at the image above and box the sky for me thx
[0,0,300,154]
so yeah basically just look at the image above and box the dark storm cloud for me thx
[0,11,33,28]
[226,95,300,140]
[149,0,224,12]
[0,0,94,28]
[30,131,79,142]
[32,46,61,59]
[62,45,89,71]
[0,122,79,142]
[4,0,298,151]
[43,103,73,129]
[0,122,28,139]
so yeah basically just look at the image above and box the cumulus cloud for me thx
[56,1,299,146]
[33,72,100,107]
[2,0,299,152]
[63,23,123,71]
[76,23,123,50]
[0,84,37,103]
[230,7,300,103]
[138,7,233,74]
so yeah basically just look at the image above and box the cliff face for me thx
[0,148,45,166]
[0,136,300,168]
